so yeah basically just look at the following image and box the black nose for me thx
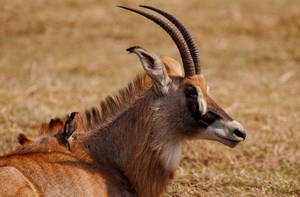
[233,129,246,139]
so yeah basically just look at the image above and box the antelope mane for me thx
[82,74,153,131]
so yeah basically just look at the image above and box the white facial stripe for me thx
[196,87,207,115]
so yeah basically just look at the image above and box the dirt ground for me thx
[1,0,299,196]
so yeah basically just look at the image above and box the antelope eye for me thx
[184,85,198,98]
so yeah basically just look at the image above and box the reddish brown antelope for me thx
[0,5,246,197]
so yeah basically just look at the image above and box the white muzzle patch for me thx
[197,120,246,147]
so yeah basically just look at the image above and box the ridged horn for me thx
[118,5,196,77]
[140,5,201,74]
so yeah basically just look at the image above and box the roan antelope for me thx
[0,5,246,197]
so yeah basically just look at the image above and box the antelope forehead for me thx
[184,75,208,95]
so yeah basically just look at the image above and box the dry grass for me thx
[1,0,299,196]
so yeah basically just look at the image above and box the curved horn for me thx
[118,6,196,77]
[140,5,201,74]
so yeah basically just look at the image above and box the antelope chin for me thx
[214,134,241,148]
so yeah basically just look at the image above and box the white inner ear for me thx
[132,48,170,96]
[196,87,207,115]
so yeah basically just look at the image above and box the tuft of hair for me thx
[17,133,34,145]
[39,117,65,135]
[83,74,152,130]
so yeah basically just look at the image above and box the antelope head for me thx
[119,5,246,148]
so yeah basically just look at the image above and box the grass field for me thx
[1,0,299,196]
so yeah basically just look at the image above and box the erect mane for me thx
[81,56,183,131]
[82,73,153,131]
[20,57,179,142]
[17,73,152,146]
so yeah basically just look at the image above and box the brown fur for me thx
[1,46,243,197]
[81,56,183,132]
[2,57,183,197]
[1,74,164,196]
[82,74,152,131]
[162,56,183,77]
[184,74,208,96]
[25,58,178,140]
[0,141,110,196]
[17,133,34,146]
[72,88,174,197]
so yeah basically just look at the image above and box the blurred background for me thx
[0,0,299,196]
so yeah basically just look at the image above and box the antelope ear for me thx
[127,46,171,96]
[162,56,183,76]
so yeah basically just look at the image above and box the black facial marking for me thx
[185,85,204,125]
[184,85,198,98]
[201,111,221,125]
[185,85,221,128]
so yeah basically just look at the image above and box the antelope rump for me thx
[0,5,246,197]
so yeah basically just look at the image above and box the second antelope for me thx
[0,5,246,197]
